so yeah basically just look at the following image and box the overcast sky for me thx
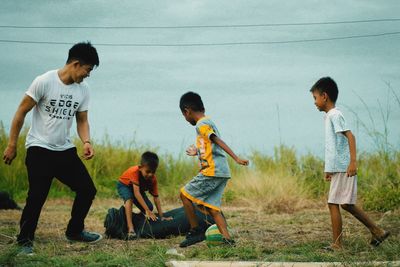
[1,1,399,155]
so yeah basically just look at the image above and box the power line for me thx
[0,18,400,29]
[0,31,399,47]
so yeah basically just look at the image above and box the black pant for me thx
[17,146,97,246]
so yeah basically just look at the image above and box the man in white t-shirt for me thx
[3,42,102,255]
[310,76,389,251]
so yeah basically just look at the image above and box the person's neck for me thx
[193,112,206,124]
[324,102,335,113]
[57,65,74,85]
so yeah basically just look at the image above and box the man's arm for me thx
[343,130,357,177]
[3,95,36,165]
[76,111,94,160]
[210,134,249,166]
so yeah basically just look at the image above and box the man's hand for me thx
[347,161,357,177]
[186,145,198,156]
[82,143,94,160]
[145,210,158,221]
[3,95,36,166]
[3,145,17,165]
[325,172,332,181]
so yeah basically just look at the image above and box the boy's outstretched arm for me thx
[133,184,157,221]
[343,130,357,177]
[186,144,198,156]
[153,197,173,221]
[210,134,249,165]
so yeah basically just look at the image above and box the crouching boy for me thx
[117,151,172,240]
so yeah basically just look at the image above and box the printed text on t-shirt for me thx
[45,94,79,120]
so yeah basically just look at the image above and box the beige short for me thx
[328,172,357,204]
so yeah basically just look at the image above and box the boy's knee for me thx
[207,208,219,216]
[328,203,338,210]
[180,192,187,201]
[340,204,354,211]
[124,199,133,206]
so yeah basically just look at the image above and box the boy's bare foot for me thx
[322,243,342,252]
[221,238,236,247]
[370,231,390,247]
[127,231,139,240]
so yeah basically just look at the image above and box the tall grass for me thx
[1,125,398,211]
[227,146,325,213]
[344,83,400,211]
[0,124,199,201]
[0,122,28,200]
[0,84,399,211]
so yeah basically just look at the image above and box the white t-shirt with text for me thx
[25,70,90,151]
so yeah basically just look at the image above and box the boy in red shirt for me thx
[117,151,171,239]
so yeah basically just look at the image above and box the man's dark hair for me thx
[179,91,205,112]
[67,42,99,67]
[310,77,338,103]
[141,151,159,170]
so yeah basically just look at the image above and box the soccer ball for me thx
[205,224,233,247]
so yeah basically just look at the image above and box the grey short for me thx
[180,174,229,211]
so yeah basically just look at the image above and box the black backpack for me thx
[104,205,215,239]
[104,206,128,239]
[0,191,21,210]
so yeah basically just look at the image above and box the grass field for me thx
[0,199,399,266]
[0,89,399,267]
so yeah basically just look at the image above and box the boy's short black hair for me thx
[140,151,159,170]
[179,91,205,112]
[67,42,99,67]
[310,77,338,103]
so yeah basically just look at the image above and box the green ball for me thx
[205,224,233,247]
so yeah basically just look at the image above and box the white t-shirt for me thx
[324,108,350,172]
[25,70,90,151]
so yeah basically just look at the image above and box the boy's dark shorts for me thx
[117,181,134,202]
[117,181,154,212]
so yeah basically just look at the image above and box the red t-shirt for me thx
[118,166,159,197]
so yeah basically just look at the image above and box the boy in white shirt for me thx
[310,77,389,250]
